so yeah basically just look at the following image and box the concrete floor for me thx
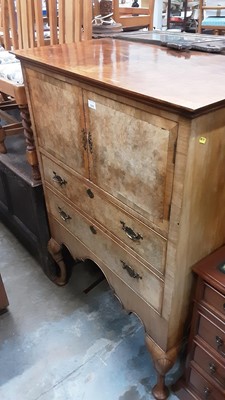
[0,221,179,400]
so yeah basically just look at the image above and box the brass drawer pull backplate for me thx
[52,171,67,186]
[120,221,143,242]
[58,206,71,222]
[121,260,142,280]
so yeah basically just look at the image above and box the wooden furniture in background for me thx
[15,39,225,399]
[9,0,92,49]
[0,0,92,178]
[176,245,225,399]
[0,0,4,40]
[0,0,41,179]
[0,273,9,312]
[0,133,54,279]
[0,91,25,155]
[93,0,100,17]
[113,0,155,30]
[0,0,24,157]
[198,0,225,34]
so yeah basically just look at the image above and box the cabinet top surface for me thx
[15,39,225,115]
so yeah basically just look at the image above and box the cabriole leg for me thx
[145,335,179,400]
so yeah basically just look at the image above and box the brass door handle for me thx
[121,260,142,280]
[120,221,143,242]
[52,171,67,186]
[58,206,71,222]
[88,132,93,153]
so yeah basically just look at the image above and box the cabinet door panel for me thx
[26,69,88,177]
[84,91,177,224]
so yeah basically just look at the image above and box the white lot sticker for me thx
[88,100,96,110]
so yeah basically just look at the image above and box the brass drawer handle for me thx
[121,260,142,280]
[52,171,67,186]
[215,336,225,357]
[58,206,71,222]
[209,362,225,386]
[204,387,210,399]
[120,221,143,242]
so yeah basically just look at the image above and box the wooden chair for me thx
[0,0,27,165]
[9,0,92,49]
[113,0,155,31]
[93,0,100,18]
[198,0,225,34]
[0,0,92,179]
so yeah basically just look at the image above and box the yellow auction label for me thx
[199,137,207,144]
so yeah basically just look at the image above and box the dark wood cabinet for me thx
[176,245,225,400]
[0,134,52,276]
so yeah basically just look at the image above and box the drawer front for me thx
[193,345,225,388]
[197,312,225,358]
[45,187,164,313]
[190,367,224,400]
[42,155,167,275]
[203,283,225,321]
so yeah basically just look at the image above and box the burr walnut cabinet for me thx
[15,39,225,399]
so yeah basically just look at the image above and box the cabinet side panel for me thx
[164,108,225,349]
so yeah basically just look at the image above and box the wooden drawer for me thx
[189,367,224,400]
[42,155,167,275]
[45,187,164,313]
[193,344,225,389]
[202,283,225,321]
[197,311,225,358]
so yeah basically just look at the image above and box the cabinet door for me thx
[25,69,88,178]
[83,91,177,226]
